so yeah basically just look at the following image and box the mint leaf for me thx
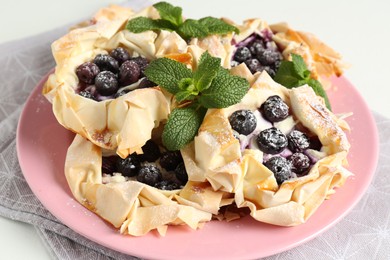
[193,52,221,92]
[199,17,239,35]
[126,17,175,33]
[177,78,198,102]
[178,19,208,41]
[175,90,196,103]
[291,54,310,79]
[162,106,207,151]
[199,68,250,108]
[275,55,332,110]
[153,1,182,27]
[307,79,332,111]
[274,61,300,88]
[144,58,193,94]
[126,2,238,41]
[178,78,195,91]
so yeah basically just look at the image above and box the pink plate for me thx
[16,74,378,260]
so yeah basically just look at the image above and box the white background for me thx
[0,0,389,259]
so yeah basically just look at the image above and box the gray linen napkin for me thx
[1,3,389,260]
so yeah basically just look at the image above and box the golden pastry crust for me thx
[221,18,347,87]
[182,71,352,226]
[270,22,349,88]
[43,5,191,157]
[65,135,231,236]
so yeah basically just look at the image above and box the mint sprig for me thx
[126,2,239,41]
[144,51,250,150]
[274,54,332,110]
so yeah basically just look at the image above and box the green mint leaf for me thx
[175,90,196,103]
[153,1,183,27]
[193,52,221,92]
[307,79,332,111]
[178,19,208,41]
[126,17,176,33]
[274,61,300,88]
[162,106,207,151]
[199,68,250,108]
[291,53,310,79]
[199,17,239,35]
[144,58,193,94]
[178,78,196,92]
[177,78,198,102]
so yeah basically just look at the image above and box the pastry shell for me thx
[43,5,189,157]
[222,17,347,87]
[182,71,352,226]
[65,135,232,236]
[270,22,349,87]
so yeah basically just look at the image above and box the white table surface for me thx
[1,0,389,259]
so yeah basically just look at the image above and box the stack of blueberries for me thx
[232,33,283,77]
[76,47,156,101]
[229,95,321,185]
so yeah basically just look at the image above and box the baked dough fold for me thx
[43,5,188,157]
[182,71,352,226]
[65,135,231,236]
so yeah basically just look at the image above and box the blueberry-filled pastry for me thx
[65,134,233,236]
[270,23,348,85]
[182,70,352,226]
[43,5,191,157]
[203,18,347,87]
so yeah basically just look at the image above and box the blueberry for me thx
[76,62,100,84]
[140,140,161,162]
[95,71,119,96]
[116,154,141,177]
[101,156,117,175]
[137,165,162,186]
[249,40,265,56]
[244,59,263,74]
[138,78,157,89]
[159,151,183,171]
[257,127,288,154]
[110,47,130,65]
[257,50,283,66]
[78,90,95,100]
[289,152,311,174]
[119,60,140,86]
[93,54,119,73]
[229,110,257,136]
[175,162,188,184]
[287,130,310,152]
[261,95,289,122]
[155,180,180,191]
[234,47,252,62]
[309,136,322,151]
[262,66,276,77]
[264,156,293,185]
[130,57,149,77]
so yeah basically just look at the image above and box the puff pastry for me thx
[182,71,352,226]
[65,134,233,236]
[270,22,349,88]
[43,5,190,157]
[48,2,352,233]
[218,18,347,88]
